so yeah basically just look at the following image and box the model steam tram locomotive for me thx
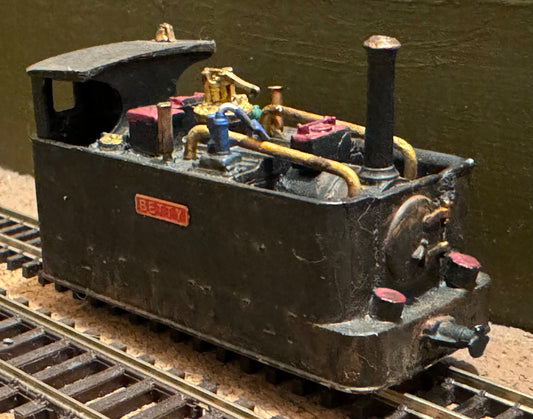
[27,25,490,393]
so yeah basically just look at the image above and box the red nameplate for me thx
[135,194,189,227]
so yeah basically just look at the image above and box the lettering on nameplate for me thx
[135,194,189,227]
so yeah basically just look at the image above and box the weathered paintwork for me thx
[3,2,529,331]
[28,32,491,392]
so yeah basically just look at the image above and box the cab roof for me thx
[27,39,216,82]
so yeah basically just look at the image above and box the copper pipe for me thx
[259,104,417,180]
[268,85,283,105]
[183,125,362,198]
[157,101,173,157]
[268,85,284,133]
[183,124,206,160]
[260,104,322,133]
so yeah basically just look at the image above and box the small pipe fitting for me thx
[268,85,284,133]
[157,101,173,157]
[206,111,230,154]
[268,85,283,105]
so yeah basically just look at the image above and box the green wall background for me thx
[0,0,532,330]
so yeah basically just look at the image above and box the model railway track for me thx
[0,206,261,418]
[375,365,533,419]
[0,205,42,278]
[0,291,260,419]
[2,206,533,418]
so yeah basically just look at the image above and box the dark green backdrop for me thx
[1,0,532,330]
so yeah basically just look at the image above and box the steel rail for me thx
[447,365,533,413]
[0,294,260,419]
[376,366,533,418]
[0,205,39,226]
[376,388,470,419]
[0,358,108,419]
[0,205,41,257]
[0,232,41,258]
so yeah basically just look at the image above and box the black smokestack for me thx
[359,35,401,184]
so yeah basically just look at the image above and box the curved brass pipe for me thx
[183,125,362,198]
[183,124,207,160]
[390,136,417,180]
[260,105,417,180]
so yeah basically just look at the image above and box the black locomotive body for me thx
[27,30,491,392]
